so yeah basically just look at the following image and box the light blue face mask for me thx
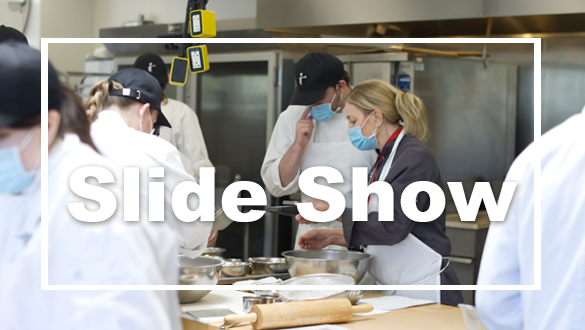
[309,90,343,122]
[348,112,378,150]
[0,128,38,194]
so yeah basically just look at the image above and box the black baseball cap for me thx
[108,68,171,128]
[0,25,28,44]
[0,41,41,129]
[133,53,168,86]
[290,52,344,106]
[48,61,63,112]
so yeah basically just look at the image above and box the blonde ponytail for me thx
[346,79,429,142]
[394,90,429,142]
[84,80,137,123]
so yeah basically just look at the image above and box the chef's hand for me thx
[207,230,218,247]
[298,229,347,250]
[294,107,314,149]
[295,199,341,224]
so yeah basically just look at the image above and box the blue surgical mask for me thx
[309,90,343,122]
[348,112,378,150]
[0,128,39,194]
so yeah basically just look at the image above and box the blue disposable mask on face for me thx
[348,112,378,150]
[0,128,39,194]
[309,90,343,122]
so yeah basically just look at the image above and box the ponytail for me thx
[346,79,429,142]
[395,90,429,142]
[84,80,137,123]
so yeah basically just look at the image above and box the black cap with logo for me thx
[290,52,344,106]
[108,68,171,128]
[0,25,28,44]
[133,53,168,86]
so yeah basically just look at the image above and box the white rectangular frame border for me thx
[41,37,541,291]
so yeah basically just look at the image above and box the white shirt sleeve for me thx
[261,107,303,197]
[146,139,213,257]
[476,146,535,330]
[166,100,213,179]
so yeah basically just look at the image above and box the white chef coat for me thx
[91,110,212,258]
[261,105,377,249]
[0,133,181,330]
[476,106,585,330]
[159,98,213,181]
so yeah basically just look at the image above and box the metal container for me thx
[243,296,263,313]
[202,247,226,257]
[226,258,242,263]
[221,261,250,277]
[178,256,224,304]
[348,290,366,305]
[277,274,355,302]
[260,293,281,304]
[281,250,372,283]
[248,257,288,275]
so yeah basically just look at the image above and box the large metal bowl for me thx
[277,274,355,302]
[202,247,226,257]
[178,255,224,304]
[249,257,288,275]
[281,250,372,283]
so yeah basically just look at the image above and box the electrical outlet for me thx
[192,13,201,34]
[190,50,202,70]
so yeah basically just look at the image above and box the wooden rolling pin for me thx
[223,299,373,329]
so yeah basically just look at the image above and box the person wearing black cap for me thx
[134,52,217,246]
[0,42,182,329]
[261,52,377,250]
[0,25,29,44]
[133,53,213,182]
[85,68,212,258]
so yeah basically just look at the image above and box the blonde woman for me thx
[85,68,212,258]
[297,79,462,306]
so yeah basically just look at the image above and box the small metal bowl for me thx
[221,261,250,277]
[202,247,226,257]
[226,258,242,263]
[249,257,288,275]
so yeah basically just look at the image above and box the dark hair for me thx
[330,70,351,87]
[58,84,99,152]
[10,114,41,128]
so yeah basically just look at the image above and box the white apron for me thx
[294,116,374,250]
[366,130,443,302]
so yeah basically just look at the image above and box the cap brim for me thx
[0,113,23,129]
[289,86,329,106]
[154,110,172,128]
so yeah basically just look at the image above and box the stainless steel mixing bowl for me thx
[221,261,250,277]
[281,250,372,283]
[178,255,224,304]
[202,247,226,257]
[248,257,288,275]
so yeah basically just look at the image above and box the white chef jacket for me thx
[476,106,585,330]
[91,110,212,257]
[0,134,181,330]
[159,98,213,180]
[261,105,377,249]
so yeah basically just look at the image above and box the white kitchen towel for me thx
[359,295,436,312]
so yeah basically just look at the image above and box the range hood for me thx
[257,0,585,38]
